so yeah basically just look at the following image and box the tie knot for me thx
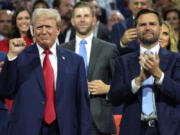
[44,50,51,55]
[80,39,87,45]
[144,50,153,55]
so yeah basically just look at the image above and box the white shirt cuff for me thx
[155,72,164,85]
[131,78,141,94]
[120,40,127,48]
[7,55,17,61]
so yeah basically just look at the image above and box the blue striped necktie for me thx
[79,39,88,76]
[142,50,154,115]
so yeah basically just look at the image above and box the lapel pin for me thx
[62,56,66,60]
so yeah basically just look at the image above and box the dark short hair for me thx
[72,1,95,17]
[32,0,49,11]
[53,0,61,8]
[135,8,162,27]
[8,7,32,39]
[163,8,180,21]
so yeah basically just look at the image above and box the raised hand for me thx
[8,38,26,59]
[121,28,137,45]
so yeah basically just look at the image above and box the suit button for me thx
[41,101,45,104]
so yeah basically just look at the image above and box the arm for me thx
[0,38,26,97]
[108,57,135,106]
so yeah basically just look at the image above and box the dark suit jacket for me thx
[58,24,76,44]
[62,38,119,134]
[0,52,8,135]
[0,44,91,135]
[109,47,180,135]
[110,17,139,55]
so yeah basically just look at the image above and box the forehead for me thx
[137,13,159,24]
[74,7,92,15]
[34,17,56,25]
[167,11,179,17]
[61,0,72,5]
[17,10,30,17]
[162,24,169,31]
[130,0,150,3]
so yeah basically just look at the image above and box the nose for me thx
[42,26,47,33]
[137,3,142,9]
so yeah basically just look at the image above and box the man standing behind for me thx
[109,9,180,135]
[0,8,90,135]
[0,10,12,40]
[62,2,119,135]
[110,0,152,54]
[53,0,75,44]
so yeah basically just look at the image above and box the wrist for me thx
[121,38,127,45]
[7,51,18,59]
[135,76,143,86]
[154,69,162,83]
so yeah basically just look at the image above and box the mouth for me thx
[159,40,164,45]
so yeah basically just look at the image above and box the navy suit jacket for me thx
[109,47,180,135]
[0,52,8,135]
[110,17,139,55]
[0,44,91,135]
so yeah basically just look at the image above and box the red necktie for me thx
[43,50,56,124]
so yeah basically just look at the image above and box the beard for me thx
[74,25,93,35]
[138,31,160,46]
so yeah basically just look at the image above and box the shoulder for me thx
[115,50,138,62]
[57,45,82,60]
[94,38,116,48]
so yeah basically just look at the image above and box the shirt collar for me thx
[140,43,160,55]
[36,42,57,56]
[76,33,93,46]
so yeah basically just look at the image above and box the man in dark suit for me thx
[0,8,90,135]
[0,52,8,135]
[109,9,180,135]
[62,2,119,135]
[110,0,152,55]
[53,0,75,44]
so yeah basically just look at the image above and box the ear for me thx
[71,18,75,26]
[92,16,97,25]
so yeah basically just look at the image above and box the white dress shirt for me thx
[131,43,164,93]
[75,33,93,66]
[37,43,58,90]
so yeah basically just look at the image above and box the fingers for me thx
[0,61,4,73]
[0,61,4,67]
[122,28,137,44]
[10,38,26,47]
[88,80,102,95]
[139,53,154,70]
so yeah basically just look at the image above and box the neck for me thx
[141,41,159,49]
[175,29,179,39]
[76,31,93,39]
[20,32,28,38]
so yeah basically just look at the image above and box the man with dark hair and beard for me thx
[108,8,180,135]
[62,2,119,135]
[53,0,75,44]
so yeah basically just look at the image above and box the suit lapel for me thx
[128,51,141,101]
[159,47,169,72]
[88,38,103,80]
[55,46,66,100]
[26,44,45,94]
[129,51,141,79]
[67,39,76,51]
